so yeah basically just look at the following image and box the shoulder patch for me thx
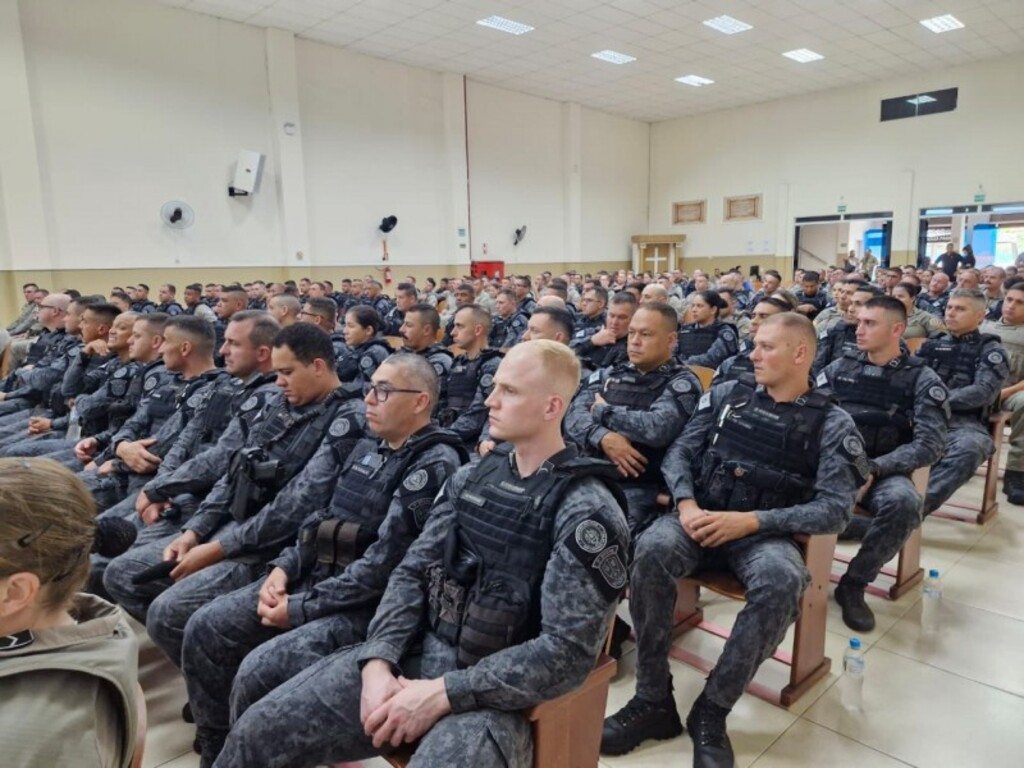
[721,326,736,341]
[240,396,259,412]
[815,371,828,387]
[144,376,158,391]
[594,546,628,592]
[988,350,1006,365]
[329,418,352,438]
[360,356,374,369]
[842,434,865,457]
[697,391,712,411]
[404,468,429,492]
[114,368,128,379]
[432,362,445,376]
[187,393,203,408]
[671,377,693,394]
[480,373,494,389]
[929,385,947,402]
[574,519,608,553]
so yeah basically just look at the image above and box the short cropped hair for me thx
[407,303,440,333]
[948,287,987,310]
[531,306,574,339]
[165,315,216,356]
[610,291,638,308]
[139,312,170,336]
[305,297,338,325]
[864,295,907,324]
[230,310,281,349]
[455,304,492,334]
[635,302,679,332]
[83,303,122,326]
[273,322,335,366]
[512,339,580,404]
[760,312,817,354]
[380,352,439,410]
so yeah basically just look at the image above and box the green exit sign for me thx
[974,193,986,203]
[837,204,847,214]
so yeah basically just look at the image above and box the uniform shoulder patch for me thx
[574,519,608,553]
[186,393,203,408]
[842,434,865,456]
[144,376,158,391]
[433,362,445,376]
[480,373,494,390]
[721,326,737,341]
[988,350,1006,365]
[329,417,352,437]
[240,396,259,412]
[360,355,374,369]
[565,517,628,601]
[697,391,712,411]
[114,368,128,379]
[928,385,947,402]
[671,376,693,394]
[404,468,429,492]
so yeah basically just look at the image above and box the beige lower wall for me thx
[677,255,793,278]
[0,260,632,324]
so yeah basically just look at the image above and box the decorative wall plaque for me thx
[724,194,762,222]
[672,200,706,225]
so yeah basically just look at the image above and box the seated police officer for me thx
[919,288,1008,516]
[603,313,865,766]
[566,302,701,534]
[399,304,453,395]
[211,340,629,768]
[438,304,502,449]
[817,296,948,631]
[570,290,636,372]
[182,354,465,765]
[676,290,738,370]
[812,283,880,375]
[714,298,792,384]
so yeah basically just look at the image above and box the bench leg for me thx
[782,536,833,706]
[888,526,924,599]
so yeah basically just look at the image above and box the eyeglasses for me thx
[362,382,424,402]
[298,311,324,320]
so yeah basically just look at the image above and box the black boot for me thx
[686,691,734,768]
[608,615,633,660]
[1004,470,1024,504]
[195,726,228,768]
[601,678,684,755]
[835,576,875,632]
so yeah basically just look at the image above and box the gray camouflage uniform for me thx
[213,457,629,768]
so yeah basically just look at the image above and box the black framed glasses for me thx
[362,382,424,402]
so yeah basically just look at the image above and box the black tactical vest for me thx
[430,444,625,668]
[600,363,689,487]
[919,332,999,418]
[697,381,830,511]
[336,338,391,384]
[677,322,723,358]
[826,322,858,364]
[721,347,754,383]
[439,350,502,425]
[831,354,924,457]
[306,427,467,578]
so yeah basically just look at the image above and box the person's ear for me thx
[0,573,41,618]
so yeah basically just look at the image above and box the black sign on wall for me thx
[881,88,958,122]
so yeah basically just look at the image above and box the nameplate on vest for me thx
[498,481,526,494]
[460,491,486,506]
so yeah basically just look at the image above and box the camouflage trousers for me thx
[846,474,921,587]
[0,434,72,458]
[630,512,808,710]
[1003,391,1024,471]
[182,579,373,733]
[924,420,993,516]
[214,632,532,768]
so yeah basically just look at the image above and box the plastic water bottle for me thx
[66,405,82,442]
[921,569,942,632]
[841,638,865,711]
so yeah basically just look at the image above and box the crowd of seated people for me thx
[1,256,1019,768]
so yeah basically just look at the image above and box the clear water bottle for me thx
[921,568,942,632]
[841,637,865,711]
[66,405,82,442]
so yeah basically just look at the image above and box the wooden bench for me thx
[687,364,715,392]
[934,411,1007,525]
[830,467,928,600]
[669,532,836,707]
[376,643,617,768]
[384,336,404,350]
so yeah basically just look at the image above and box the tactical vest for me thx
[677,322,723,358]
[721,349,754,382]
[228,390,347,521]
[919,332,999,418]
[305,427,467,578]
[80,361,138,434]
[600,363,685,487]
[826,322,858,364]
[25,331,63,366]
[438,350,502,426]
[831,354,924,458]
[697,382,830,511]
[429,444,625,668]
[336,338,391,384]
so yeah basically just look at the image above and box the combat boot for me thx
[1004,470,1024,505]
[835,576,875,632]
[686,691,735,768]
[601,678,684,755]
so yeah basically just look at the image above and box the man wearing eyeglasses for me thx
[0,293,74,417]
[214,340,629,768]
[181,354,466,764]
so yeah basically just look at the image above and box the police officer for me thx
[572,286,608,342]
[155,284,184,315]
[714,298,792,384]
[130,284,157,314]
[398,304,453,400]
[438,305,502,449]
[812,283,882,375]
[102,324,360,664]
[335,306,391,398]
[676,290,738,369]
[567,302,701,533]
[299,296,346,360]
[212,340,629,768]
[981,281,1024,503]
[513,274,537,316]
[792,271,828,320]
[364,280,393,319]
[812,278,858,333]
[918,289,1008,515]
[571,291,636,372]
[381,282,418,336]
[603,314,867,767]
[182,354,465,765]
[489,288,529,350]
[818,296,948,631]
[439,282,476,346]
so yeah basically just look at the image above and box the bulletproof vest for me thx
[599,362,684,487]
[331,334,350,365]
[720,348,754,383]
[82,360,140,434]
[228,389,348,521]
[307,427,467,577]
[677,322,722,358]
[439,350,502,425]
[831,354,924,458]
[826,322,858,364]
[919,332,999,419]
[580,336,628,371]
[372,296,392,316]
[336,338,391,384]
[417,344,453,374]
[25,330,63,366]
[191,372,275,449]
[156,302,183,315]
[697,381,830,511]
[430,444,625,668]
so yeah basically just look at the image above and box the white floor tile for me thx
[750,719,911,768]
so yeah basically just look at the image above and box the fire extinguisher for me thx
[383,266,393,284]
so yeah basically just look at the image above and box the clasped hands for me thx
[678,499,759,547]
[360,659,452,750]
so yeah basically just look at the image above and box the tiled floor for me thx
[141,449,1024,768]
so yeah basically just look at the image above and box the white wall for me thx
[19,0,282,270]
[651,52,1024,261]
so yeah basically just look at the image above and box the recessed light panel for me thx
[906,95,937,105]
[783,48,824,63]
[592,50,637,64]
[476,16,534,35]
[703,15,753,35]
[920,15,965,33]
[675,75,714,87]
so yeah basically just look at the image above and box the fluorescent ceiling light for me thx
[993,205,1024,213]
[476,16,534,35]
[675,74,714,87]
[703,15,752,35]
[906,95,937,105]
[783,48,824,63]
[920,14,965,33]
[592,50,636,64]
[924,208,954,215]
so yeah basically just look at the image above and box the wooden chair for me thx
[130,682,147,768]
[670,532,836,707]
[830,467,928,600]
[435,298,447,314]
[934,411,1007,525]
[904,337,926,354]
[0,346,10,379]
[687,365,715,392]
[384,336,404,350]
[377,637,617,768]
